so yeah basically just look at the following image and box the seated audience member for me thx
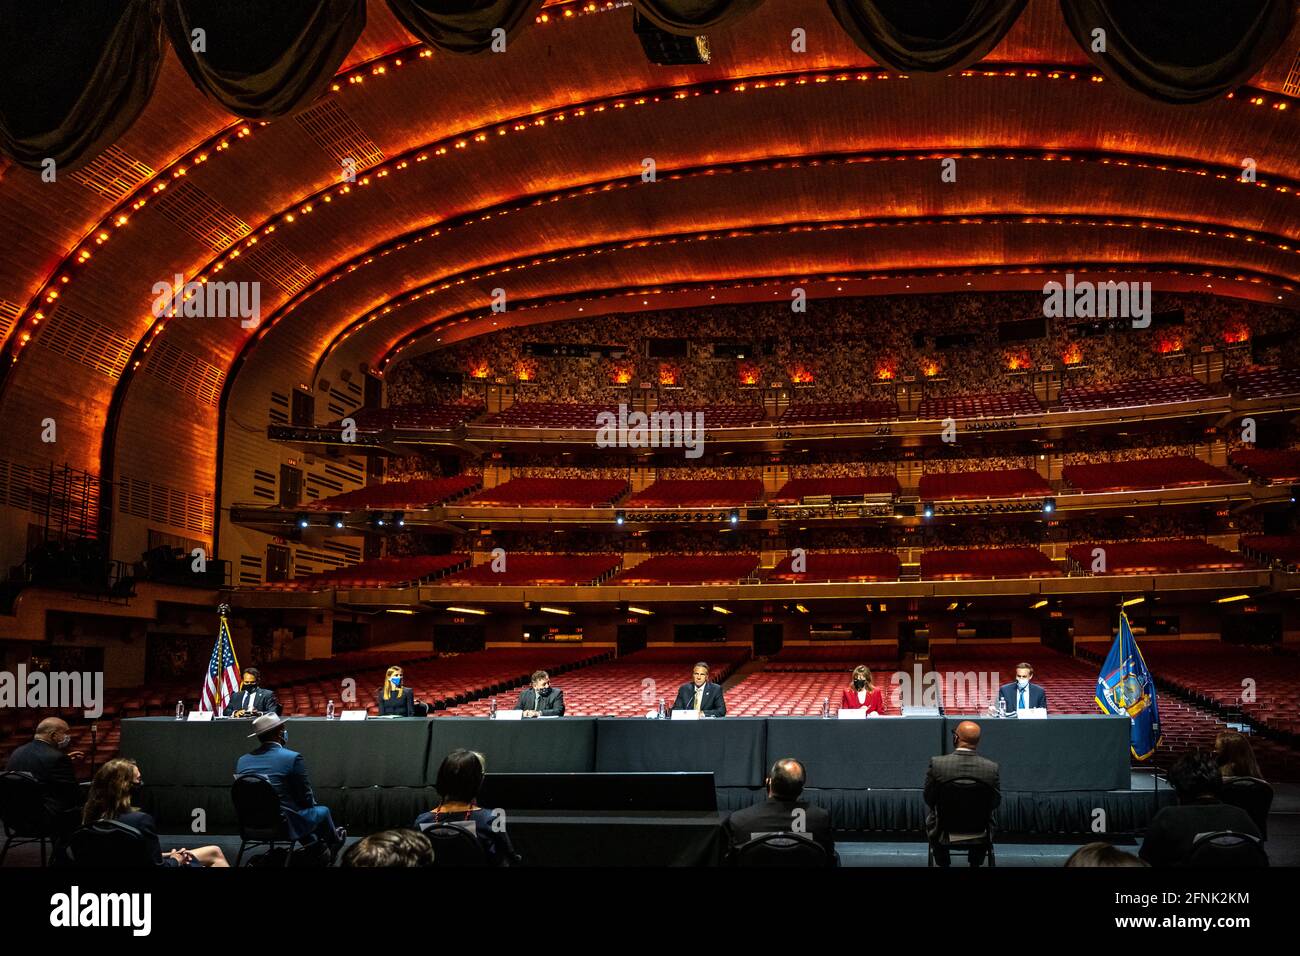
[1139,751,1260,867]
[726,758,836,864]
[342,829,433,868]
[235,714,346,860]
[224,667,283,718]
[376,666,428,717]
[1065,842,1147,867]
[416,749,518,866]
[4,717,85,839]
[924,720,1001,867]
[996,662,1047,715]
[1214,731,1264,781]
[514,669,565,717]
[839,665,884,714]
[671,661,726,717]
[82,758,228,867]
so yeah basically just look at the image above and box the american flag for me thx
[200,609,241,713]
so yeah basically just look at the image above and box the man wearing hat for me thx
[235,714,346,860]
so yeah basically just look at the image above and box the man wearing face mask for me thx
[223,667,282,718]
[5,717,86,839]
[514,670,565,717]
[996,662,1047,716]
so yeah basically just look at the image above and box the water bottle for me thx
[821,697,830,719]
[488,696,497,719]
[175,700,185,721]
[997,695,1007,719]
[657,697,666,719]
[326,700,335,720]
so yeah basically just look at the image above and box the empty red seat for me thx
[918,468,1051,500]
[1064,457,1233,493]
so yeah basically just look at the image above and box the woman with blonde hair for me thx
[82,758,228,867]
[839,665,884,714]
[377,664,428,717]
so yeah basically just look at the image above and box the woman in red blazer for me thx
[839,665,884,714]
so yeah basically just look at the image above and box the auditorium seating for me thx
[304,477,480,511]
[465,477,628,507]
[625,479,764,508]
[436,647,750,717]
[480,402,761,429]
[608,553,761,585]
[780,400,897,424]
[439,553,621,586]
[323,402,484,431]
[766,551,900,583]
[1066,539,1250,574]
[1226,365,1300,400]
[918,468,1052,500]
[724,671,896,716]
[1059,376,1213,411]
[1062,457,1234,493]
[769,476,900,503]
[1230,448,1300,483]
[654,404,765,427]
[258,555,469,590]
[921,547,1060,580]
[1240,535,1300,570]
[768,645,899,670]
[918,391,1041,419]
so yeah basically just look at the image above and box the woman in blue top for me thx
[415,749,518,866]
[82,758,228,867]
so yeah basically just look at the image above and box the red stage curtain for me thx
[1059,0,1293,104]
[827,0,1027,71]
[164,0,366,118]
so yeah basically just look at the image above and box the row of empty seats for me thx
[919,547,1061,580]
[1063,456,1234,493]
[610,553,761,585]
[1066,539,1249,574]
[1240,535,1300,570]
[482,402,763,428]
[767,551,900,583]
[441,553,622,586]
[465,477,628,507]
[779,400,897,424]
[1230,448,1300,483]
[1059,376,1213,411]
[917,468,1052,500]
[305,477,480,511]
[917,390,1042,419]
[625,479,764,508]
[322,402,484,431]
[769,476,900,502]
[1226,365,1300,400]
[258,555,469,590]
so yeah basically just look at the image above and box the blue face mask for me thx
[1016,677,1030,689]
[391,676,402,687]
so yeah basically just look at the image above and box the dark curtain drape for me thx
[386,0,543,55]
[1059,0,1294,104]
[827,0,1027,71]
[164,0,366,118]
[0,0,163,172]
[631,0,765,34]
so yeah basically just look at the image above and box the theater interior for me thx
[0,0,1298,890]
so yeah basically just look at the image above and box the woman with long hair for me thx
[82,758,228,867]
[839,665,884,714]
[1214,730,1264,780]
[376,665,428,716]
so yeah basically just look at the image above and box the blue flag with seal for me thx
[1095,611,1161,760]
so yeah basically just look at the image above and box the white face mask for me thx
[1016,677,1030,688]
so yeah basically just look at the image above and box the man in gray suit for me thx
[923,720,1000,867]
[514,670,565,717]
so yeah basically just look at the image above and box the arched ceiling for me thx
[0,0,1297,542]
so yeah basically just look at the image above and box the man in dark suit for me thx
[924,719,1000,867]
[4,717,85,838]
[235,714,345,859]
[726,758,836,864]
[671,662,726,717]
[223,667,282,718]
[1140,751,1261,867]
[996,662,1047,715]
[514,670,565,717]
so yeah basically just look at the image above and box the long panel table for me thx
[121,714,1149,843]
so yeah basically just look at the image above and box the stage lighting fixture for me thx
[615,510,625,525]
[447,606,488,616]
[1043,498,1056,514]
[923,502,934,519]
[729,510,739,525]
[394,511,406,527]
[296,514,310,529]
[333,518,344,529]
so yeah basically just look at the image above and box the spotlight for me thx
[729,510,739,525]
[1043,498,1056,514]
[615,510,625,526]
[394,511,405,527]
[296,514,310,529]
[333,518,344,529]
[923,502,934,519]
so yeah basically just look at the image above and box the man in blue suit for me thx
[671,662,726,717]
[996,662,1047,716]
[235,714,346,859]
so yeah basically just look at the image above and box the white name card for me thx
[492,709,524,721]
[186,711,213,722]
[836,709,866,720]
[670,709,700,721]
[1018,707,1048,720]
[901,706,941,717]
[339,710,368,721]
